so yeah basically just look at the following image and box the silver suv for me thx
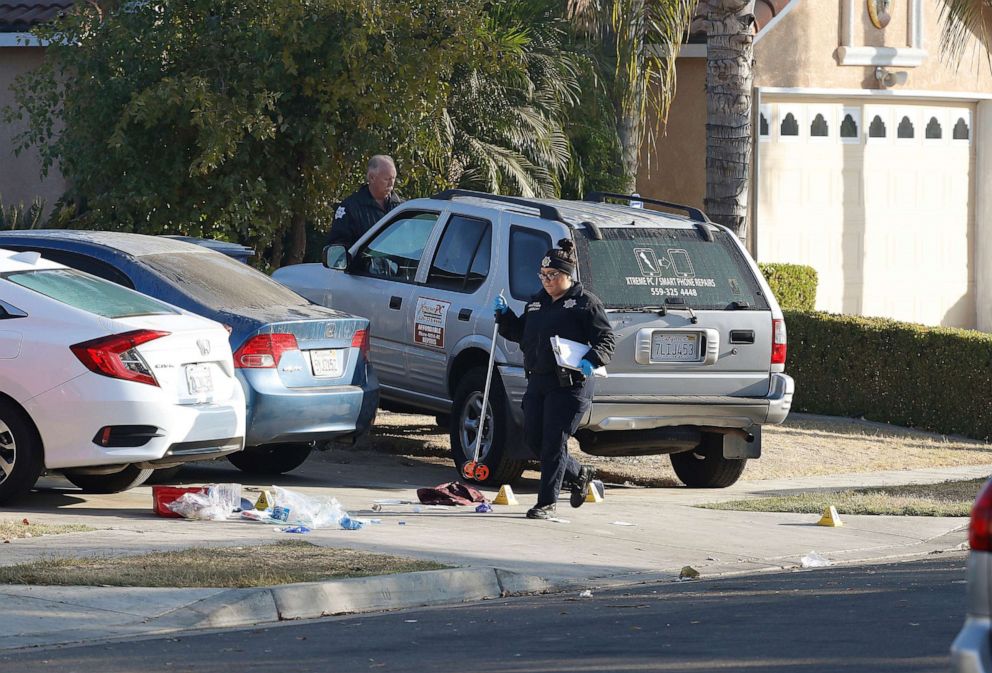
[274,190,794,487]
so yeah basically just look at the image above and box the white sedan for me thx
[0,248,246,503]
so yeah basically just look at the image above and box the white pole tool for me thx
[463,290,504,481]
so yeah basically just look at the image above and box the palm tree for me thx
[938,0,992,66]
[567,0,696,193]
[698,0,755,238]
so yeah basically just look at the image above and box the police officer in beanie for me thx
[328,155,404,248]
[494,239,615,519]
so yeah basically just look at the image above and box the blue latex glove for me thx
[579,359,595,377]
[492,296,508,315]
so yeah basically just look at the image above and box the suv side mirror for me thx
[322,244,350,270]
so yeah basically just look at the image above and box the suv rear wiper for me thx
[663,297,698,324]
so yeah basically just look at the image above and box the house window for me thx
[897,116,915,139]
[925,117,942,139]
[953,117,970,140]
[780,113,799,137]
[840,114,858,138]
[810,113,829,137]
[869,115,887,138]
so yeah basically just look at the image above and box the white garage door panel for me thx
[757,100,975,329]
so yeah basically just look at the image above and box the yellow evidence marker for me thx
[493,485,519,506]
[585,479,605,503]
[816,505,843,527]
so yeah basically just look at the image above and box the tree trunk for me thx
[284,210,307,266]
[702,0,755,239]
[617,106,641,195]
[268,234,284,269]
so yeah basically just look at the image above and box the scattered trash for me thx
[416,481,488,506]
[21,518,29,525]
[816,506,844,527]
[800,551,832,568]
[610,521,635,526]
[475,503,493,513]
[278,525,311,534]
[706,556,719,562]
[547,517,570,524]
[153,485,208,518]
[271,505,292,522]
[269,486,351,529]
[404,619,418,623]
[679,566,700,580]
[579,590,593,598]
[398,521,407,525]
[240,510,265,522]
[166,488,231,521]
[239,497,255,511]
[339,516,364,530]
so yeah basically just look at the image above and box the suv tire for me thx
[63,465,154,493]
[669,433,747,488]
[450,367,524,485]
[228,443,312,475]
[0,401,44,505]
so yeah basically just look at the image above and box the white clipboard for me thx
[550,336,608,378]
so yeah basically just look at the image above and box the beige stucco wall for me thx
[641,0,992,211]
[637,58,707,211]
[0,47,65,215]
[755,0,992,92]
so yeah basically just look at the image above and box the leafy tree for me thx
[566,0,696,193]
[939,0,992,67]
[424,0,581,198]
[6,0,482,266]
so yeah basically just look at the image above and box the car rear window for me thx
[576,227,769,310]
[140,252,311,310]
[5,268,177,318]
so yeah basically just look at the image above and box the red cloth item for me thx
[416,481,488,506]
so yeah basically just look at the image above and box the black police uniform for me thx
[496,281,615,508]
[327,184,403,248]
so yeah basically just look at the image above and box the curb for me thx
[147,566,569,632]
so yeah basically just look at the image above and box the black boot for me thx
[526,504,556,520]
[570,465,596,508]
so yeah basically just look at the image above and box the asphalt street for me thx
[0,554,967,673]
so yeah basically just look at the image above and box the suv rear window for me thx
[576,228,769,310]
[5,268,177,318]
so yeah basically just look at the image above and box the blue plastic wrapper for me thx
[339,516,364,530]
[279,525,311,534]
[475,503,493,513]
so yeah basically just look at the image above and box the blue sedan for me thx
[0,231,379,474]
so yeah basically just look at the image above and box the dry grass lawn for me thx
[356,412,992,487]
[701,477,986,517]
[0,540,447,588]
[0,520,93,542]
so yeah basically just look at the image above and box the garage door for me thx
[756,99,975,328]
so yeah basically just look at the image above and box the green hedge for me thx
[760,263,818,311]
[785,310,992,440]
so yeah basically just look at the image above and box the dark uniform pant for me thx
[522,372,594,507]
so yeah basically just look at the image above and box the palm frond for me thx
[939,0,992,69]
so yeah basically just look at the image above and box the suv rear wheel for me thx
[669,434,747,488]
[450,367,524,485]
[0,401,44,504]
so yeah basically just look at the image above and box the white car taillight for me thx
[70,330,169,387]
[233,333,299,368]
[771,318,787,365]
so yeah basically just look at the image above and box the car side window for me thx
[426,215,491,293]
[353,211,439,283]
[508,226,551,301]
[3,247,135,289]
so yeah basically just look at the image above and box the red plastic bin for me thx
[152,485,208,518]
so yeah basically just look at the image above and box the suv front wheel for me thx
[450,367,524,485]
[669,433,747,488]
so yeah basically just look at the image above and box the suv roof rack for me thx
[431,189,569,225]
[583,191,709,224]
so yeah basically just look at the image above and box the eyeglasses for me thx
[537,271,562,282]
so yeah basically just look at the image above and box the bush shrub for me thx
[760,263,817,311]
[785,310,992,440]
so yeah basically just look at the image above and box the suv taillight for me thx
[234,333,299,368]
[970,481,992,551]
[352,328,369,359]
[71,330,168,387]
[771,318,787,365]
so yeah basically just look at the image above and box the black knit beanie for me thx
[541,239,576,275]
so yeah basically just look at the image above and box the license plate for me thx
[310,349,344,378]
[650,333,700,362]
[186,364,213,394]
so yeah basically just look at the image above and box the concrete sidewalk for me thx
[0,458,984,652]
